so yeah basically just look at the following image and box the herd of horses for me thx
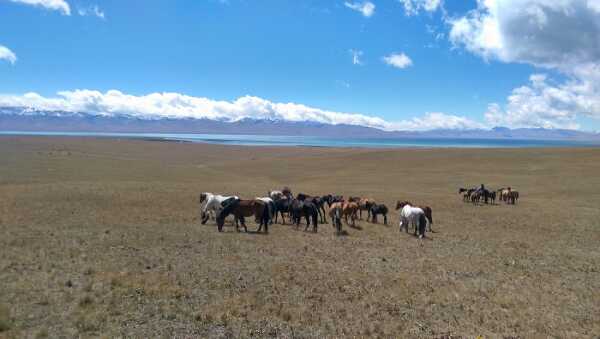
[458,186,520,205]
[199,187,434,238]
[199,185,519,238]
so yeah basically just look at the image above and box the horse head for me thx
[199,193,208,204]
[216,198,240,231]
[395,201,411,210]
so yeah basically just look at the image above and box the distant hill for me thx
[2,107,600,141]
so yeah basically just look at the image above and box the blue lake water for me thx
[2,131,600,148]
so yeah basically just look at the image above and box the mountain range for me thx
[1,107,600,141]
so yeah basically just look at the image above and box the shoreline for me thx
[2,131,600,150]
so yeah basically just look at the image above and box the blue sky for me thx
[1,0,599,131]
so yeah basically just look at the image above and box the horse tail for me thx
[425,207,433,225]
[418,213,427,237]
[261,203,270,231]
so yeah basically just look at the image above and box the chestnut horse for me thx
[341,201,359,227]
[357,198,376,220]
[216,198,270,233]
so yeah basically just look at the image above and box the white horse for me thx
[199,192,239,224]
[268,188,292,201]
[398,203,427,238]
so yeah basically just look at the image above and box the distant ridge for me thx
[1,107,600,141]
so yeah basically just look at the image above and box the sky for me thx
[1,0,599,131]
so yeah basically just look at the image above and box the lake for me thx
[2,131,600,148]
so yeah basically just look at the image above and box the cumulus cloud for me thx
[485,69,600,129]
[344,1,375,17]
[77,5,105,19]
[398,0,443,16]
[0,45,17,64]
[448,0,600,70]
[446,0,600,130]
[349,49,364,65]
[0,89,484,131]
[9,0,71,15]
[382,52,413,69]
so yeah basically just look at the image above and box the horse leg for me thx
[239,216,248,232]
[384,214,387,225]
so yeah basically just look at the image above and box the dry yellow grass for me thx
[0,136,599,338]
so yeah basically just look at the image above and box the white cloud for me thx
[78,5,105,19]
[398,0,443,16]
[9,0,71,15]
[446,0,600,130]
[0,89,484,131]
[448,0,600,70]
[344,1,375,17]
[349,49,364,65]
[382,52,413,69]
[485,69,600,129]
[0,45,17,64]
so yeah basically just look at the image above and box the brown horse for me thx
[335,201,358,227]
[395,200,434,232]
[360,198,376,220]
[507,191,519,204]
[216,198,270,233]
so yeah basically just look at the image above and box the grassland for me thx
[0,136,599,338]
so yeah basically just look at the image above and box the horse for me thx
[459,188,475,202]
[273,197,293,224]
[255,197,276,224]
[341,201,359,227]
[396,201,427,238]
[289,199,319,232]
[269,187,293,201]
[296,193,327,224]
[507,191,519,204]
[488,191,497,204]
[395,201,433,232]
[357,198,376,220]
[470,190,481,205]
[199,192,239,224]
[216,198,270,233]
[322,194,344,207]
[328,202,344,234]
[369,203,388,225]
[499,188,511,202]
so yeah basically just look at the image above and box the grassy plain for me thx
[0,136,599,338]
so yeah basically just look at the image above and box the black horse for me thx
[290,199,318,232]
[369,203,388,225]
[296,193,327,224]
[273,197,293,224]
